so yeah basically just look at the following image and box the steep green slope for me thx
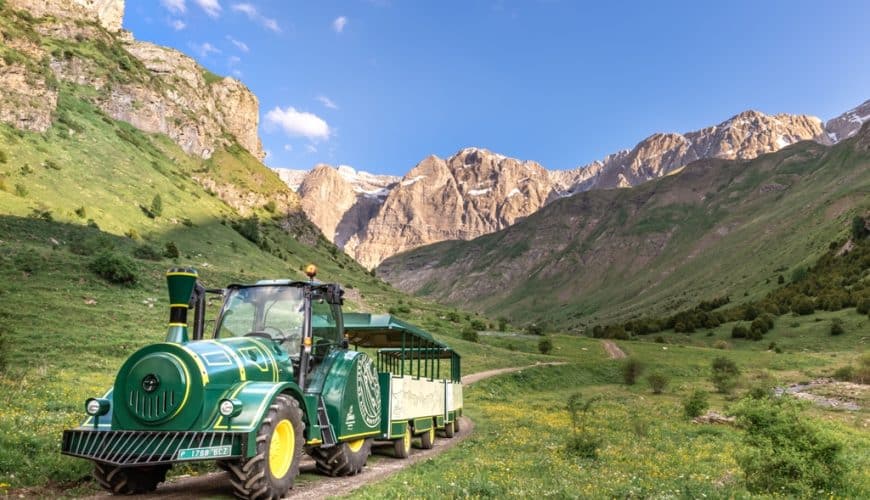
[379,125,870,329]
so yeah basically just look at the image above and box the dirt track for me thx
[82,362,563,499]
[601,340,627,359]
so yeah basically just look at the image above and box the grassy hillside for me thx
[379,126,870,330]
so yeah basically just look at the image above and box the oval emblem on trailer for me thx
[356,356,381,428]
[142,374,160,393]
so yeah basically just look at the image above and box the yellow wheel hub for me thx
[403,428,411,452]
[269,419,294,479]
[346,438,365,453]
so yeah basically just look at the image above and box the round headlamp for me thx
[219,399,242,418]
[85,398,110,417]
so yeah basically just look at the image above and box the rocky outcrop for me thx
[346,148,554,268]
[825,99,870,143]
[552,110,827,194]
[6,0,124,32]
[0,61,58,132]
[1,1,264,160]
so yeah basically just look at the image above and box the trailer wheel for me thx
[393,427,411,458]
[93,462,169,494]
[454,416,461,432]
[443,421,455,438]
[308,438,372,476]
[225,394,304,500]
[419,426,435,449]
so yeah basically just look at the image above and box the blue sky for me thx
[127,1,870,175]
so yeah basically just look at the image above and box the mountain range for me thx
[278,100,870,268]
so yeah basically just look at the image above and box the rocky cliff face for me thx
[6,0,124,32]
[0,0,264,159]
[825,99,870,143]
[551,110,827,194]
[343,148,554,268]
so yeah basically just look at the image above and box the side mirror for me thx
[326,285,345,305]
[340,339,349,349]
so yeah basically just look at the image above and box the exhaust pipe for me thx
[165,267,198,344]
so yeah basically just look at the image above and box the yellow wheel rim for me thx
[269,419,294,479]
[346,438,365,453]
[403,428,411,452]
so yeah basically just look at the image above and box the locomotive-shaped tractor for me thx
[61,267,462,499]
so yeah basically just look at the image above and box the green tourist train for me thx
[61,266,463,499]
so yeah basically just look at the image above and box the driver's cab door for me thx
[310,297,343,368]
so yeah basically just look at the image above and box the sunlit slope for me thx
[379,125,870,329]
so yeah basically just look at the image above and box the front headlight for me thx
[219,399,242,418]
[85,398,110,416]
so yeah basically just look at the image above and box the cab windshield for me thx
[215,285,305,354]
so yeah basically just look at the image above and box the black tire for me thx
[418,425,435,450]
[393,426,411,458]
[308,438,372,476]
[93,462,169,494]
[225,394,305,500]
[443,421,455,438]
[454,416,461,432]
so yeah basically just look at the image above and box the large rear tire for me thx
[454,416,461,432]
[393,426,411,458]
[308,438,372,476]
[93,462,169,494]
[225,394,305,500]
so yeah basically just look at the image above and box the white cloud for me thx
[190,42,221,58]
[226,35,249,52]
[228,55,241,65]
[316,95,338,110]
[306,144,318,153]
[194,0,222,17]
[169,18,187,30]
[266,106,331,140]
[161,0,186,14]
[332,16,348,33]
[232,69,243,77]
[231,3,281,32]
[283,144,293,152]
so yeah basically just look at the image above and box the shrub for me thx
[855,354,870,384]
[232,217,261,244]
[163,241,180,259]
[683,389,709,418]
[74,206,86,218]
[446,311,460,323]
[646,373,669,394]
[150,194,163,217]
[538,337,553,355]
[89,252,138,285]
[731,397,846,496]
[746,327,763,341]
[69,235,113,256]
[654,335,665,343]
[713,340,730,350]
[460,326,479,343]
[0,148,7,163]
[526,323,544,335]
[710,356,740,394]
[792,296,815,315]
[852,215,868,240]
[565,393,600,459]
[125,228,142,241]
[497,317,508,331]
[14,183,27,197]
[857,298,870,315]
[829,320,845,336]
[621,358,643,385]
[264,200,277,213]
[470,319,486,330]
[133,244,163,261]
[14,252,42,274]
[731,325,748,338]
[832,365,853,382]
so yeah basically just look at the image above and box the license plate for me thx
[177,445,232,460]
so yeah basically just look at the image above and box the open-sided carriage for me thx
[60,267,462,499]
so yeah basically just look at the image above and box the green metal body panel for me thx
[311,350,381,442]
[389,420,407,439]
[412,417,433,433]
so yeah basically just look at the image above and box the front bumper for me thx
[61,429,248,467]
